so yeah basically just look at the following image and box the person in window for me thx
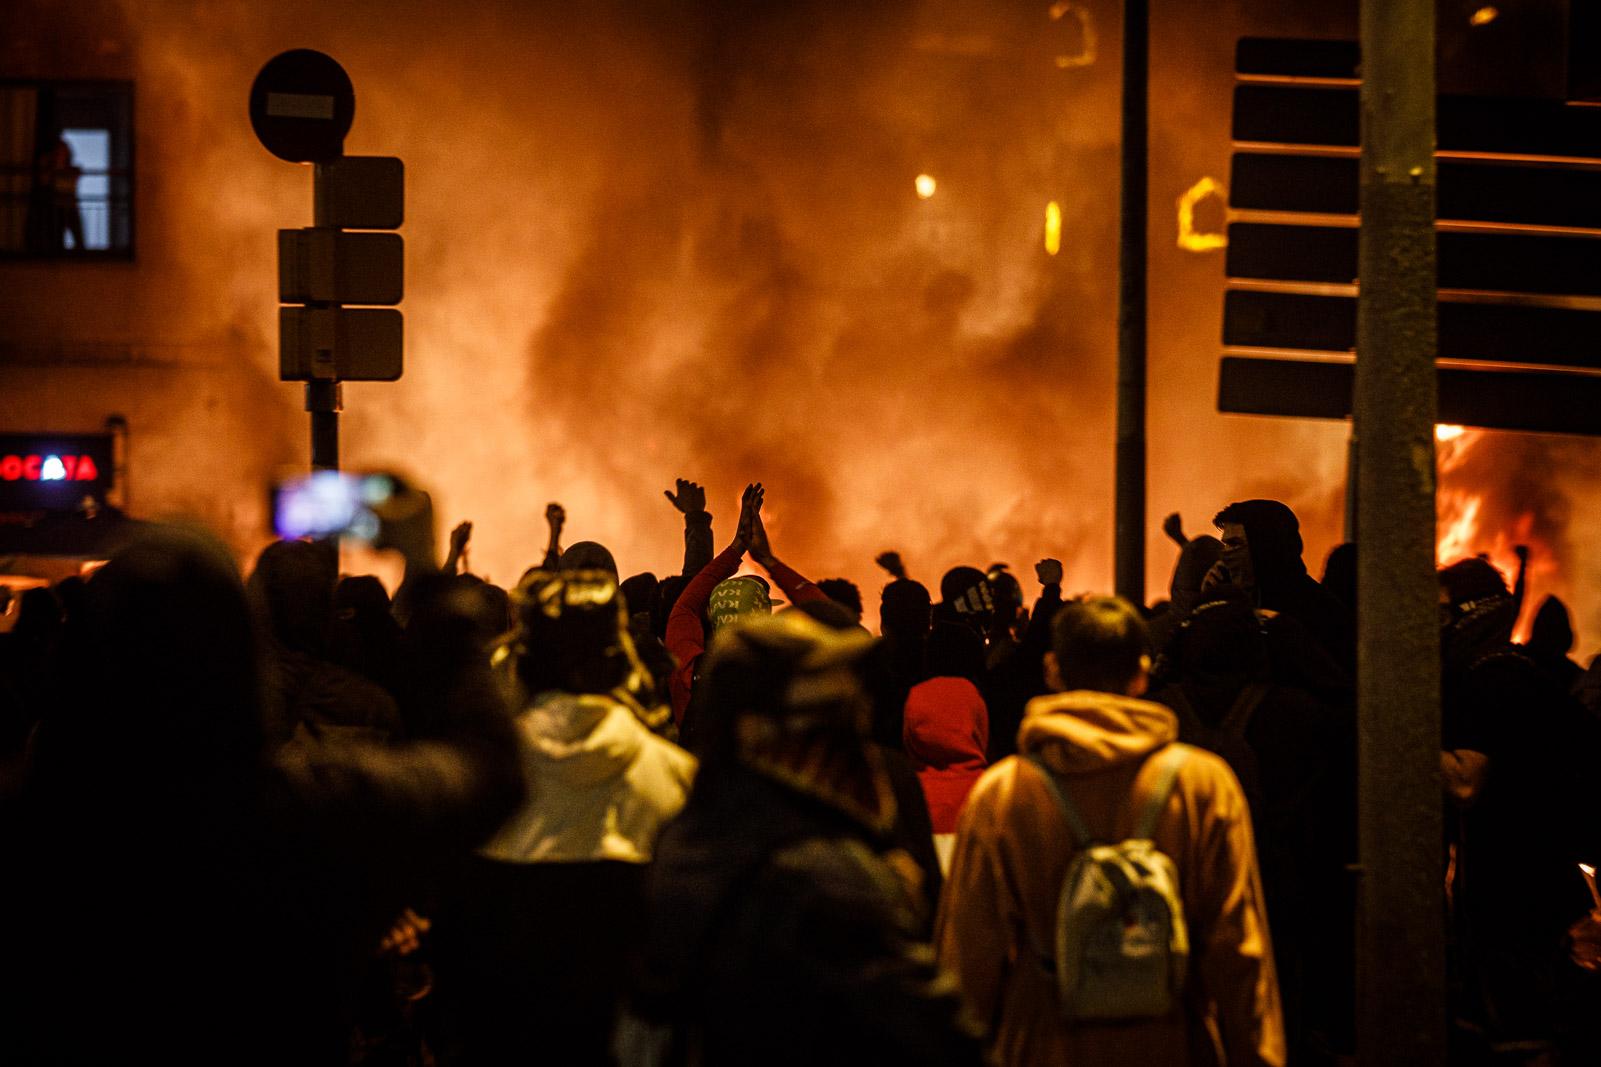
[36,135,84,252]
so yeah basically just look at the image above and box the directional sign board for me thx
[280,307,402,381]
[249,50,355,163]
[278,229,403,305]
[314,156,403,229]
[1219,36,1601,437]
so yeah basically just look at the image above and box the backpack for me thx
[1167,682,1268,816]
[1023,746,1190,1022]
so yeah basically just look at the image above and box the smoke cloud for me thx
[6,0,1596,648]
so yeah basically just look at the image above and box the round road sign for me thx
[249,49,355,163]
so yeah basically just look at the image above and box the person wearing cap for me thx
[666,483,827,740]
[640,612,984,1066]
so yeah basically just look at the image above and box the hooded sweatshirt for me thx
[903,676,988,844]
[481,691,696,864]
[936,690,1284,1067]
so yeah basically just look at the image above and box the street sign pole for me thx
[1115,0,1148,605]
[1355,0,1444,1062]
[252,50,404,478]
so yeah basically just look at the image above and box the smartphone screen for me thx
[272,471,395,541]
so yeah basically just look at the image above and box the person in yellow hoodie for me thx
[936,596,1284,1067]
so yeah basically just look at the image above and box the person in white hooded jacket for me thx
[431,569,695,1067]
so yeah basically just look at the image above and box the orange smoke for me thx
[12,1,1595,652]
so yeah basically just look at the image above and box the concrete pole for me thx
[1115,0,1148,605]
[1355,0,1444,1061]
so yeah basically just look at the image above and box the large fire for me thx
[4,1,1598,651]
[1435,425,1577,643]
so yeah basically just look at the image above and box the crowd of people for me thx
[0,475,1599,1065]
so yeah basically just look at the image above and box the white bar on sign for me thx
[266,92,335,120]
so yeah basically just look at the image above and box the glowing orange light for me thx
[1435,424,1466,442]
[915,174,937,199]
[1470,6,1499,27]
[1044,200,1062,255]
[1176,176,1227,252]
[1048,1,1097,69]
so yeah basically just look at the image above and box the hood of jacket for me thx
[518,690,646,787]
[1017,690,1177,774]
[903,676,988,773]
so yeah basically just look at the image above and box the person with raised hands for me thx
[665,483,827,743]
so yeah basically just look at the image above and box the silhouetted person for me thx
[1438,559,1601,1059]
[433,569,694,1065]
[1527,594,1583,694]
[1151,591,1354,1063]
[249,539,401,749]
[34,135,84,251]
[640,613,984,1066]
[0,522,523,1065]
[937,596,1284,1066]
[1212,500,1350,668]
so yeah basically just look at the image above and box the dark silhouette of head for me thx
[1176,592,1270,699]
[985,564,1024,621]
[1322,542,1357,608]
[42,527,264,788]
[939,566,993,620]
[653,573,690,640]
[248,540,337,656]
[1048,596,1151,695]
[686,612,891,832]
[1529,594,1575,658]
[620,572,659,619]
[926,621,986,685]
[880,579,931,638]
[511,569,641,696]
[1213,500,1306,591]
[1439,557,1516,670]
[559,540,618,579]
[817,578,863,623]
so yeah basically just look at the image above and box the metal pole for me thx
[1114,0,1148,605]
[306,380,340,471]
[1355,0,1443,1061]
[306,164,341,473]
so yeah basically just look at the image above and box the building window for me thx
[0,80,133,258]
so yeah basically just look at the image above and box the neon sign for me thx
[0,433,113,511]
[0,453,100,482]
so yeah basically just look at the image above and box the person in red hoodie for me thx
[666,483,827,742]
[903,673,988,874]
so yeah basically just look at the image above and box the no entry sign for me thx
[249,49,355,163]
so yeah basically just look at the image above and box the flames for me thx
[1435,425,1557,639]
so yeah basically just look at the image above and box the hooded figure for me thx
[936,597,1284,1067]
[902,676,988,869]
[436,569,694,1065]
[1214,500,1350,667]
[1526,594,1582,693]
[640,613,984,1067]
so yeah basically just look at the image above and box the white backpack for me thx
[1023,746,1190,1022]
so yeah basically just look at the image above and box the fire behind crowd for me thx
[5,0,1601,1064]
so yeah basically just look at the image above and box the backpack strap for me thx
[1132,745,1188,841]
[1219,682,1270,735]
[1023,755,1095,848]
